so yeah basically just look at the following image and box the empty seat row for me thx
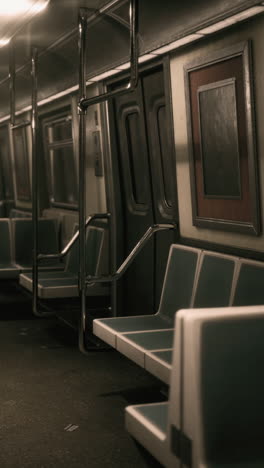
[93,244,264,383]
[125,306,264,467]
[0,217,61,279]
[19,224,109,298]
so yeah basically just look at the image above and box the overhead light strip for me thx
[152,33,203,55]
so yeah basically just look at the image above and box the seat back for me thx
[9,209,31,218]
[232,258,264,306]
[158,244,201,325]
[192,251,237,308]
[0,218,12,265]
[12,218,59,267]
[66,225,104,276]
[168,306,264,467]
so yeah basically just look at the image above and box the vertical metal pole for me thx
[31,47,39,316]
[9,41,16,127]
[78,10,88,350]
[129,0,139,89]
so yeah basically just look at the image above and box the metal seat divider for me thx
[85,224,176,286]
[78,0,139,353]
[37,213,110,263]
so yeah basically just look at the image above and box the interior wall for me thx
[170,14,264,252]
[71,85,107,216]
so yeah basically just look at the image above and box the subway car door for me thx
[108,61,178,316]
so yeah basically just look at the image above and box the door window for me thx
[43,112,77,208]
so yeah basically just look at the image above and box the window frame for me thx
[42,109,78,210]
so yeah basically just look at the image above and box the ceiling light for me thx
[0,0,49,48]
[90,69,121,82]
[0,0,48,16]
[30,1,49,14]
[153,34,203,55]
[0,39,11,46]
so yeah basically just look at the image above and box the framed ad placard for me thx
[185,41,260,235]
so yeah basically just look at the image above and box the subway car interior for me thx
[0,0,264,466]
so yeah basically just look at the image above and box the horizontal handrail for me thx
[37,212,110,262]
[10,120,31,130]
[86,223,176,286]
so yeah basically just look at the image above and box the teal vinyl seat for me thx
[19,226,107,299]
[118,251,237,383]
[125,306,264,467]
[12,218,62,271]
[232,258,264,306]
[0,218,19,278]
[93,244,202,348]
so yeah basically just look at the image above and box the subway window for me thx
[43,111,77,208]
[12,125,31,201]
[0,126,14,201]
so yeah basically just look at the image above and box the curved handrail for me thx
[79,222,177,353]
[10,121,31,130]
[37,213,110,262]
[86,223,177,285]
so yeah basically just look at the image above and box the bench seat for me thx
[145,350,173,385]
[94,244,202,349]
[126,402,169,466]
[94,248,237,383]
[93,314,171,348]
[125,306,264,467]
[117,329,174,367]
[19,225,109,299]
[20,272,109,299]
[94,243,264,385]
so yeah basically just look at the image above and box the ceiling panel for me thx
[0,0,263,119]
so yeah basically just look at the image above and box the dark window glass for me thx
[50,146,77,205]
[157,105,173,207]
[125,112,147,205]
[0,127,13,199]
[46,118,72,143]
[13,127,31,201]
[198,80,241,198]
[44,113,77,208]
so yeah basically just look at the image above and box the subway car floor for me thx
[0,281,164,468]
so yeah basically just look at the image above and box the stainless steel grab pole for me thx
[78,0,138,112]
[9,42,31,129]
[9,41,16,127]
[31,47,41,317]
[78,8,89,350]
[78,0,138,353]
